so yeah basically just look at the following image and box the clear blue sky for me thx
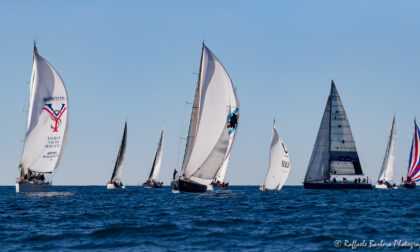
[1,1,419,185]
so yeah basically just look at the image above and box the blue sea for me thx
[1,186,420,251]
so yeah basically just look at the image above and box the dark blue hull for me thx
[304,182,373,189]
[173,179,207,193]
[401,182,416,189]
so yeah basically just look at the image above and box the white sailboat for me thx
[107,121,127,189]
[260,120,291,191]
[16,44,69,193]
[303,81,372,189]
[142,128,164,188]
[375,115,397,189]
[171,43,239,193]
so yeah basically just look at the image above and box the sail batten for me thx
[20,47,69,174]
[111,122,127,183]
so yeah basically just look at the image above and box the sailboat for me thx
[107,121,127,189]
[16,44,69,193]
[142,128,164,188]
[400,119,420,189]
[375,115,397,189]
[171,43,239,193]
[303,81,372,189]
[260,120,291,191]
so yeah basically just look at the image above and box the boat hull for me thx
[401,182,416,189]
[16,181,51,193]
[142,181,163,188]
[107,183,125,190]
[304,182,373,189]
[172,179,207,193]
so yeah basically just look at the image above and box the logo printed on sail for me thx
[43,104,67,132]
[226,108,239,135]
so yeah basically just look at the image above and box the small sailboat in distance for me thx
[375,115,397,189]
[400,119,420,189]
[260,119,291,191]
[171,43,239,193]
[107,121,127,189]
[142,128,164,188]
[16,44,69,193]
[303,81,372,189]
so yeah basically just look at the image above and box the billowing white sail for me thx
[20,46,69,173]
[377,116,396,182]
[262,121,291,190]
[149,128,164,181]
[111,121,127,183]
[182,44,239,185]
[304,81,363,182]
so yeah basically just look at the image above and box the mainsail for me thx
[377,115,396,182]
[182,44,239,185]
[262,120,291,190]
[406,119,420,182]
[148,128,164,181]
[111,121,127,183]
[20,45,69,174]
[305,81,362,182]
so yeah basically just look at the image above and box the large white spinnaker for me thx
[262,120,291,190]
[182,45,239,186]
[149,128,164,181]
[377,115,396,182]
[111,121,127,183]
[20,46,69,174]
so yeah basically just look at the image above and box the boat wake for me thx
[22,191,76,197]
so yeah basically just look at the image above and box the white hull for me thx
[16,181,51,193]
[375,183,397,189]
[107,183,125,190]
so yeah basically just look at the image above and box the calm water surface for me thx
[1,186,419,251]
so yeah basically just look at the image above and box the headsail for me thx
[182,45,239,185]
[305,81,362,182]
[111,121,127,183]
[305,95,331,182]
[377,115,396,182]
[148,128,164,181]
[263,120,291,190]
[20,45,69,173]
[407,119,420,182]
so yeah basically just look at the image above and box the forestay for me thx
[20,47,69,173]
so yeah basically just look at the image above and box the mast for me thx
[180,43,205,176]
